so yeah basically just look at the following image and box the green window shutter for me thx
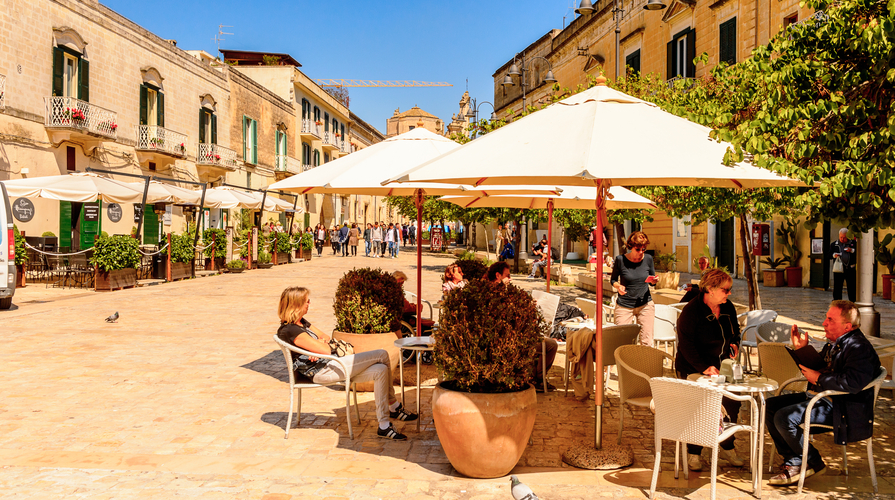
[199,109,206,143]
[139,85,149,126]
[324,113,329,131]
[667,40,675,78]
[341,123,345,139]
[242,116,247,161]
[59,201,72,248]
[252,120,258,163]
[157,91,165,127]
[78,58,89,102]
[143,205,159,245]
[685,29,696,77]
[52,47,64,96]
[211,113,217,144]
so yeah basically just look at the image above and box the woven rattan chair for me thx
[273,335,361,439]
[768,367,887,494]
[615,344,673,444]
[756,342,806,395]
[532,290,561,390]
[649,377,758,500]
[562,323,640,395]
[737,310,778,371]
[653,304,679,358]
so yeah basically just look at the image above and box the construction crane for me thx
[315,79,452,88]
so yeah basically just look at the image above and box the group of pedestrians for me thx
[308,221,412,258]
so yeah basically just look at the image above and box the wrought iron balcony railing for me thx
[275,155,303,175]
[197,143,238,170]
[301,119,321,138]
[44,96,118,139]
[135,125,188,157]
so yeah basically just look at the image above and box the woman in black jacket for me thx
[675,268,744,472]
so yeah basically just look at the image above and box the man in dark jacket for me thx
[766,300,881,486]
[830,228,856,301]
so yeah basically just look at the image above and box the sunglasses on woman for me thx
[630,245,647,252]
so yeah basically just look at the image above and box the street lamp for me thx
[576,0,666,80]
[500,54,557,114]
[465,98,498,139]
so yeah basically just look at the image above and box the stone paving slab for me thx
[1,248,893,499]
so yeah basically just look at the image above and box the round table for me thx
[394,336,435,431]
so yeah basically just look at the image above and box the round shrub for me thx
[453,258,487,281]
[91,235,140,271]
[333,268,403,334]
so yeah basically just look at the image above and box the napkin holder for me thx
[720,359,736,380]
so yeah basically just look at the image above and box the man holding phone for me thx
[765,301,880,486]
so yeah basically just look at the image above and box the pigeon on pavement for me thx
[510,475,538,500]
[105,311,119,323]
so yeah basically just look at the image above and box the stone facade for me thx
[386,106,443,137]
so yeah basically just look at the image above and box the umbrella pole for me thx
[594,184,605,449]
[415,189,423,338]
[546,200,553,292]
[191,184,208,279]
[135,177,150,244]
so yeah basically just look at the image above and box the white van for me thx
[0,183,15,309]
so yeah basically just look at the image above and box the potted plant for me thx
[432,279,545,478]
[257,251,273,269]
[874,233,895,300]
[760,257,788,287]
[776,219,803,287]
[294,232,313,260]
[332,268,404,391]
[13,226,27,288]
[91,235,140,291]
[225,259,246,273]
[653,251,679,289]
[202,228,227,270]
[452,256,487,281]
[273,233,291,264]
[168,232,194,281]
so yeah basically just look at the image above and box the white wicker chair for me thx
[273,335,361,439]
[652,304,679,358]
[768,367,887,494]
[649,377,758,500]
[737,310,778,371]
[615,345,673,444]
[532,290,561,390]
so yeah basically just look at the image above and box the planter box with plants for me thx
[760,257,787,287]
[202,228,227,271]
[273,233,292,265]
[294,232,313,261]
[257,251,273,269]
[653,251,679,289]
[332,268,404,392]
[433,279,544,478]
[225,259,246,273]
[776,219,803,287]
[168,232,195,281]
[13,226,27,288]
[91,235,140,291]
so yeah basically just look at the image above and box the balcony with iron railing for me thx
[322,131,338,151]
[275,154,303,176]
[44,96,118,140]
[196,143,238,171]
[300,119,322,139]
[135,125,188,158]
[302,164,314,172]
[0,74,5,109]
[665,76,696,90]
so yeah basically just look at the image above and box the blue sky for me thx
[101,0,580,135]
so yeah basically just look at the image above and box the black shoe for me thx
[389,403,419,421]
[377,423,408,440]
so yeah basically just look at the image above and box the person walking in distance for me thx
[830,228,856,302]
[363,223,372,257]
[370,221,383,258]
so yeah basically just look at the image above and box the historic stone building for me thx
[386,106,443,137]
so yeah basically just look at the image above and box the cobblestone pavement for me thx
[1,248,893,499]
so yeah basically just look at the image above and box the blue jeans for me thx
[387,241,397,257]
[765,392,834,468]
[394,241,400,257]
[365,240,371,256]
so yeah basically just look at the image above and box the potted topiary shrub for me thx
[168,232,194,281]
[256,250,273,269]
[874,233,895,300]
[776,219,803,287]
[225,259,246,273]
[13,226,27,288]
[295,232,313,261]
[453,256,488,281]
[760,257,788,287]
[273,232,291,264]
[332,267,404,391]
[653,251,679,289]
[202,228,227,270]
[91,235,140,291]
[432,279,545,478]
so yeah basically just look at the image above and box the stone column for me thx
[857,230,879,336]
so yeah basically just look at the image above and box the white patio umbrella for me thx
[440,185,656,291]
[268,127,560,338]
[206,186,280,211]
[1,172,145,204]
[388,78,807,461]
[124,180,211,207]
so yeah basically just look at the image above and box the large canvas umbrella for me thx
[388,78,805,463]
[269,128,559,338]
[441,185,656,291]
[124,180,211,207]
[1,172,145,204]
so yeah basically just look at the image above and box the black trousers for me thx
[833,267,856,301]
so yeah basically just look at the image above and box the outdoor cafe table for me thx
[395,335,435,431]
[691,374,779,498]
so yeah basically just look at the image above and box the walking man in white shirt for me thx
[370,222,383,258]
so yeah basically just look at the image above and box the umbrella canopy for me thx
[268,127,558,196]
[269,196,302,213]
[1,172,145,204]
[388,83,804,189]
[440,185,655,210]
[206,186,283,211]
[125,181,209,207]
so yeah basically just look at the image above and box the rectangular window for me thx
[64,53,78,98]
[625,50,641,75]
[719,18,737,65]
[66,146,76,171]
[199,109,216,144]
[243,116,258,164]
[783,13,798,26]
[667,28,696,79]
[324,113,330,132]
[276,131,287,156]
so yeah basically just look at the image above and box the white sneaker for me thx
[688,454,703,471]
[719,448,745,467]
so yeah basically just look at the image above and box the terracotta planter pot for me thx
[785,266,802,287]
[95,268,137,291]
[883,274,894,300]
[890,278,895,303]
[15,264,25,288]
[656,271,679,290]
[331,330,401,392]
[432,382,537,478]
[763,269,786,287]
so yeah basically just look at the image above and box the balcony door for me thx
[139,84,165,127]
[199,108,217,144]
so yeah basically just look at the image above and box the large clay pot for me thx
[432,381,537,478]
[883,274,894,300]
[785,266,802,287]
[763,269,785,287]
[890,279,895,303]
[331,331,401,392]
[656,271,679,290]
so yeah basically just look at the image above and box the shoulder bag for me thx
[832,257,844,273]
[328,338,355,357]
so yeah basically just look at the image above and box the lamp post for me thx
[500,54,557,116]
[464,98,497,139]
[576,0,666,80]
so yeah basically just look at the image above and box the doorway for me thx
[716,218,735,272]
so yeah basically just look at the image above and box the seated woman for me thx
[393,271,435,331]
[276,286,418,440]
[442,263,467,294]
[674,268,744,471]
[498,239,515,262]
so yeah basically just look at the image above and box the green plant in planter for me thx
[333,268,403,333]
[451,258,487,281]
[776,219,802,268]
[435,279,547,392]
[169,232,194,263]
[202,228,227,258]
[875,233,895,274]
[12,226,27,266]
[41,231,56,238]
[294,232,313,250]
[90,235,140,271]
[258,251,272,264]
[654,251,678,272]
[760,257,788,270]
[273,233,292,254]
[226,259,246,270]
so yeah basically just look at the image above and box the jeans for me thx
[312,349,396,426]
[614,301,655,347]
[765,392,834,468]
[315,241,323,256]
[530,259,549,277]
[387,241,397,257]
[371,241,381,256]
[394,242,400,257]
[365,240,371,256]
[341,241,349,256]
[833,268,856,302]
